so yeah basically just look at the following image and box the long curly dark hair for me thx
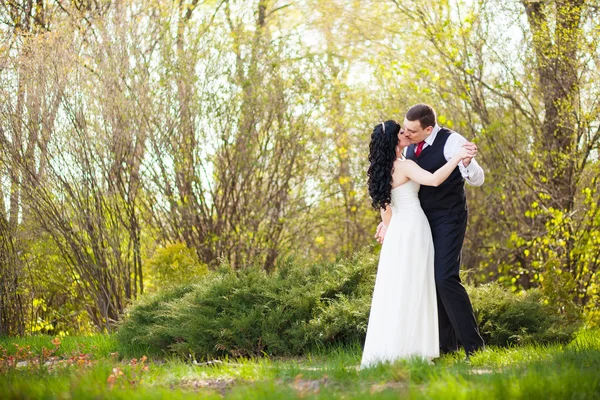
[367,120,401,210]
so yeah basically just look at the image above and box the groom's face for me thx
[403,118,433,144]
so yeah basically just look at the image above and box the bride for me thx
[360,120,473,368]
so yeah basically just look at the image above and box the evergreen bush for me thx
[118,251,578,359]
[468,282,577,346]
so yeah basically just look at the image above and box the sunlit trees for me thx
[0,0,598,333]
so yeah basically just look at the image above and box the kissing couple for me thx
[361,103,485,368]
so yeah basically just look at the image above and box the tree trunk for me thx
[523,0,583,212]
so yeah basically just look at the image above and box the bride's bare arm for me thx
[400,148,472,187]
[375,206,392,243]
[381,205,392,227]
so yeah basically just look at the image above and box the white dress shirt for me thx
[415,124,484,186]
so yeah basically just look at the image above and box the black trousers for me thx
[426,209,484,355]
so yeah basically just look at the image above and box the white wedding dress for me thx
[360,178,439,368]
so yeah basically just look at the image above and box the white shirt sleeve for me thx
[443,132,485,186]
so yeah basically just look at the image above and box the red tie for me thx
[415,141,425,157]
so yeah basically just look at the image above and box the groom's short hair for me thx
[406,104,436,129]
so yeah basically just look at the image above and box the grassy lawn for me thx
[1,330,598,399]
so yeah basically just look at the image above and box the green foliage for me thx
[2,0,599,336]
[116,284,196,356]
[118,252,577,359]
[22,231,96,336]
[498,186,600,326]
[144,242,209,291]
[118,252,377,359]
[468,282,578,346]
[305,294,372,346]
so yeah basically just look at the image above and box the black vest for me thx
[406,127,467,215]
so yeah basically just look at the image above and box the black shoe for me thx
[465,344,485,360]
[439,348,458,356]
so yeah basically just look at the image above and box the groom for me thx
[376,103,485,358]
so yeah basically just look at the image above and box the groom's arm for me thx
[444,132,484,186]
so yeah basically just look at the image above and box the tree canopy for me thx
[1,0,598,335]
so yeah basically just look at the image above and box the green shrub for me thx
[468,282,578,346]
[118,252,377,359]
[118,252,578,359]
[144,242,209,291]
[116,284,195,355]
[305,293,372,345]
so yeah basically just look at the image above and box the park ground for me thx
[1,330,599,399]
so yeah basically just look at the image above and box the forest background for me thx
[1,0,599,337]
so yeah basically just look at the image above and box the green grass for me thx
[1,330,599,399]
[0,333,119,357]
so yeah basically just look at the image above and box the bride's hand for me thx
[455,146,474,160]
[375,222,386,243]
[461,142,478,166]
